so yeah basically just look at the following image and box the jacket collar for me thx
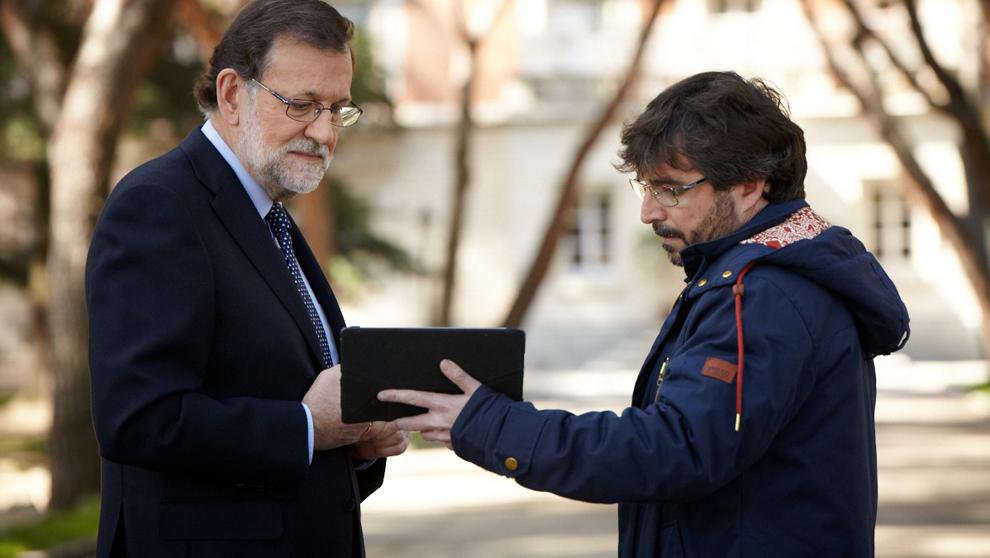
[680,199,808,280]
[179,128,337,370]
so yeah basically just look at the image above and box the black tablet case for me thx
[339,327,525,423]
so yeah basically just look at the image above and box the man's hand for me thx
[378,359,481,449]
[303,365,373,451]
[351,421,411,460]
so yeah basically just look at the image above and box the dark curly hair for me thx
[193,0,354,114]
[616,71,807,203]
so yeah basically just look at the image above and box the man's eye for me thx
[328,104,343,114]
[288,100,315,112]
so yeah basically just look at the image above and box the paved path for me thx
[362,359,990,558]
[0,359,987,557]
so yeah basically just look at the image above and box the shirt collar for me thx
[201,119,273,218]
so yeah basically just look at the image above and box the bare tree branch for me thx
[177,0,221,61]
[0,0,67,130]
[902,0,973,121]
[437,0,512,325]
[501,0,666,328]
[803,0,990,354]
[840,0,945,112]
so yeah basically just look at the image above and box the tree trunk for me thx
[27,162,51,399]
[293,184,333,274]
[436,37,477,326]
[46,0,176,511]
[802,0,990,355]
[500,0,666,328]
[435,0,513,326]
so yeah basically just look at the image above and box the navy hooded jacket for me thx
[450,200,910,557]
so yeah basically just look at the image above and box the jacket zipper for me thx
[653,357,670,403]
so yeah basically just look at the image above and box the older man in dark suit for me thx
[86,2,408,556]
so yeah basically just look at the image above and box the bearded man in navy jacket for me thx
[381,71,910,557]
[86,2,408,556]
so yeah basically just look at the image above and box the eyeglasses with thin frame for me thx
[250,78,363,127]
[628,176,707,207]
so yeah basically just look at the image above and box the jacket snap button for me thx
[344,498,357,512]
[722,270,733,278]
[504,457,519,471]
[697,278,708,287]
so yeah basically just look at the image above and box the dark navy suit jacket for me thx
[86,128,385,558]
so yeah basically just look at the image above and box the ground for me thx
[0,358,988,557]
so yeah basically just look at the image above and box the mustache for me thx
[283,139,330,160]
[652,223,685,241]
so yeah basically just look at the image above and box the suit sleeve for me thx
[450,274,817,503]
[87,183,309,488]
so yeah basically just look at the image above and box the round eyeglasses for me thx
[628,176,707,207]
[250,78,363,127]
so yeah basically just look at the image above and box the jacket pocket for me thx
[660,520,686,558]
[160,500,283,541]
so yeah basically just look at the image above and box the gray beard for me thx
[235,98,331,201]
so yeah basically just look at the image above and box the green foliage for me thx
[0,0,83,164]
[2,116,46,162]
[351,30,391,108]
[0,430,47,469]
[128,32,208,141]
[408,430,445,450]
[0,433,45,455]
[0,42,44,164]
[327,177,418,288]
[0,496,99,558]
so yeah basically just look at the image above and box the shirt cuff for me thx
[301,402,314,464]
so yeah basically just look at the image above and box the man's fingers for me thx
[378,389,435,409]
[421,429,451,443]
[440,359,481,394]
[357,421,379,441]
[376,420,400,436]
[391,413,441,433]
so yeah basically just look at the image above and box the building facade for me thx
[329,0,984,366]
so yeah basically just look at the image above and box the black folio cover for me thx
[339,327,525,423]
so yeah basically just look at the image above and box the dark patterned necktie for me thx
[265,202,334,369]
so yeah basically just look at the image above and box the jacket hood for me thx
[682,200,910,357]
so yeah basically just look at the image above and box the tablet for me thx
[339,327,526,423]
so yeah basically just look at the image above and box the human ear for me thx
[215,69,243,126]
[736,177,768,212]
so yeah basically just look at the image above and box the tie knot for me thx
[265,202,291,235]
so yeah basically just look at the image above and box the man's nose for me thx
[304,111,339,148]
[640,194,667,224]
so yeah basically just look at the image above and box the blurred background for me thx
[1,0,989,556]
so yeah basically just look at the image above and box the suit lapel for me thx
[182,129,327,371]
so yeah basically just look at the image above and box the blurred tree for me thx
[802,0,990,354]
[1,0,208,510]
[293,27,397,283]
[46,0,178,511]
[322,177,418,300]
[411,0,514,326]
[0,0,75,401]
[501,0,667,328]
[0,0,404,509]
